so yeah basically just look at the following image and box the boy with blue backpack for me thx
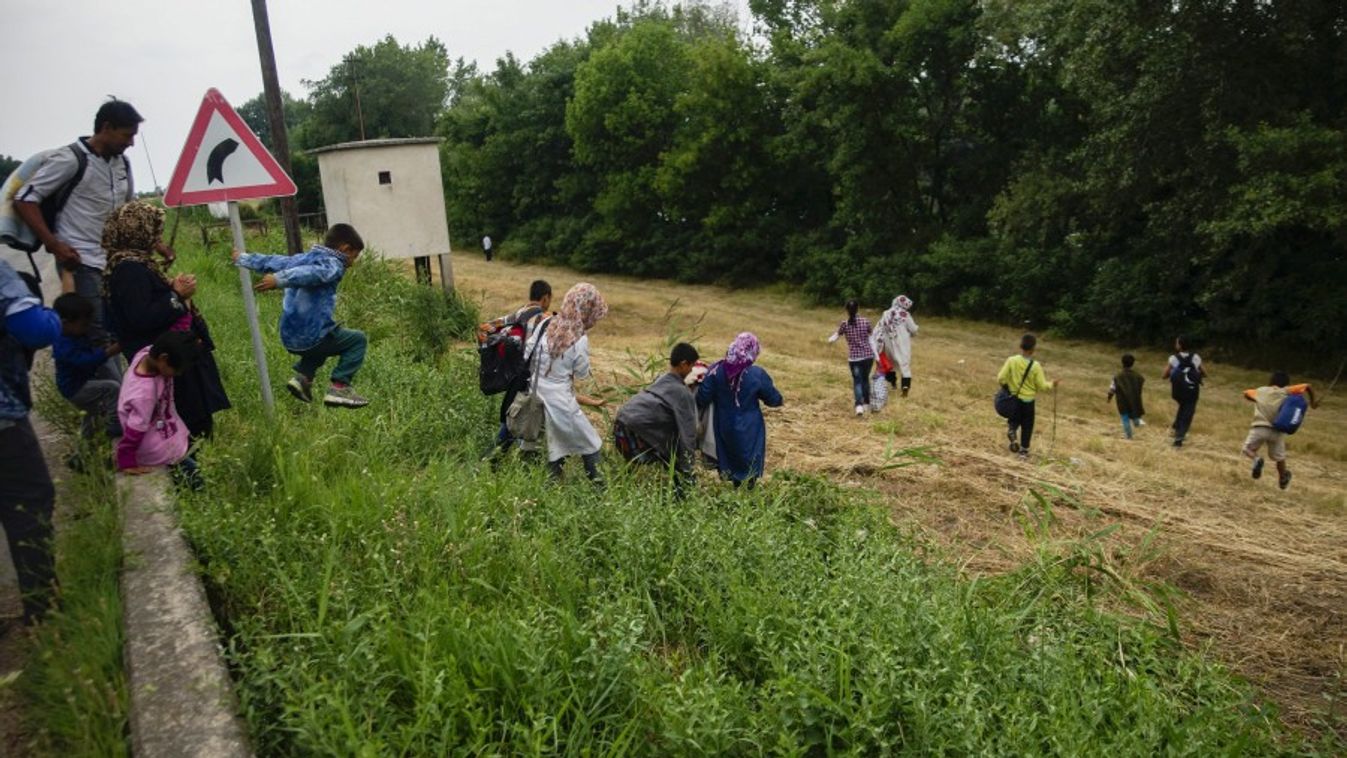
[1241,371,1319,490]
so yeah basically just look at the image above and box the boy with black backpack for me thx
[479,280,552,458]
[1162,336,1206,448]
[1242,372,1319,490]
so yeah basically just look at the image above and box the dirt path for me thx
[452,254,1346,735]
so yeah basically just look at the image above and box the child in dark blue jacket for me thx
[233,224,369,408]
[52,294,122,440]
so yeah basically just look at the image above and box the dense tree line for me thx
[243,1,1347,368]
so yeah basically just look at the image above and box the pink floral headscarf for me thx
[878,294,914,338]
[712,332,761,405]
[548,282,608,357]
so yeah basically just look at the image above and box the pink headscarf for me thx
[548,282,608,357]
[878,294,914,338]
[711,332,760,405]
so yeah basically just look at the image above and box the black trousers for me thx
[1173,393,1199,442]
[1009,398,1037,451]
[0,417,56,623]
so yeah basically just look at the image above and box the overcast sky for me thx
[4,0,751,192]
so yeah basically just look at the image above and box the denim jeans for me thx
[848,359,873,405]
[66,361,123,439]
[1120,413,1140,439]
[293,327,367,385]
[73,264,122,380]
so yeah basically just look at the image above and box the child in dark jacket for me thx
[52,294,122,441]
[233,223,369,408]
[1106,353,1145,439]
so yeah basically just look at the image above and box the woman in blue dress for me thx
[696,332,784,487]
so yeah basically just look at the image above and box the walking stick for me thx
[1324,357,1346,399]
[1050,384,1059,455]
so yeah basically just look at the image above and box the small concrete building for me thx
[311,137,453,289]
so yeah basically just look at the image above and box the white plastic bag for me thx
[870,373,889,412]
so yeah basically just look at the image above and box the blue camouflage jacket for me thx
[1,260,61,419]
[236,245,348,352]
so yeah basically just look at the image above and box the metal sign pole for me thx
[228,201,275,412]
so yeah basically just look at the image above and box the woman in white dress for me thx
[870,294,919,397]
[529,282,608,482]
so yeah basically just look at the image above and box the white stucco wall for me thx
[315,140,451,260]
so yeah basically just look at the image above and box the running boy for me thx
[233,224,369,408]
[1106,353,1145,439]
[52,293,122,442]
[1241,372,1319,490]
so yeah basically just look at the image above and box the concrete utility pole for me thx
[249,0,304,255]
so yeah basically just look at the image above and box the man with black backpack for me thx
[479,280,552,459]
[1162,336,1207,448]
[12,100,170,346]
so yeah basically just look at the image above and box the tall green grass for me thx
[20,385,129,756]
[170,235,1324,754]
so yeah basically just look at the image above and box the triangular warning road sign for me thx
[163,88,297,207]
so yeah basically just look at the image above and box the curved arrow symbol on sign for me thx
[206,138,239,185]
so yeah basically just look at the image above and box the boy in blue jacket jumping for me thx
[233,223,369,408]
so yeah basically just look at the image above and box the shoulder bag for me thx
[994,358,1034,419]
[505,317,553,443]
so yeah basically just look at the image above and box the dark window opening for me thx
[378,170,392,185]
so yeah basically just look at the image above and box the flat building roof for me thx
[308,137,441,155]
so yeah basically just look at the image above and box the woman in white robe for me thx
[529,283,608,482]
[870,294,919,397]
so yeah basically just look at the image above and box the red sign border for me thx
[163,88,297,207]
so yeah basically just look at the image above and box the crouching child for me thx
[52,294,123,444]
[1242,371,1319,490]
[613,343,700,497]
[117,331,202,489]
[233,223,369,408]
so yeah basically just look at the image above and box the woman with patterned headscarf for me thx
[103,201,230,439]
[870,294,919,397]
[696,332,784,487]
[527,282,608,482]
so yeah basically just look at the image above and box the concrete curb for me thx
[119,471,252,757]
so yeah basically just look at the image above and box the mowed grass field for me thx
[452,252,1347,733]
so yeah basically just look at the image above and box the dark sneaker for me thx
[1251,456,1264,480]
[1173,439,1183,448]
[286,375,313,403]
[1017,449,1030,461]
[1279,469,1292,490]
[323,385,370,408]
[1007,429,1020,453]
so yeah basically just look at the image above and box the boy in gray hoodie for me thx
[614,343,700,496]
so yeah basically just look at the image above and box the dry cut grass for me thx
[448,252,1347,736]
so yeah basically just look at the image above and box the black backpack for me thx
[1170,353,1202,400]
[478,306,542,395]
[2,141,129,280]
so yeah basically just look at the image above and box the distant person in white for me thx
[482,235,493,262]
